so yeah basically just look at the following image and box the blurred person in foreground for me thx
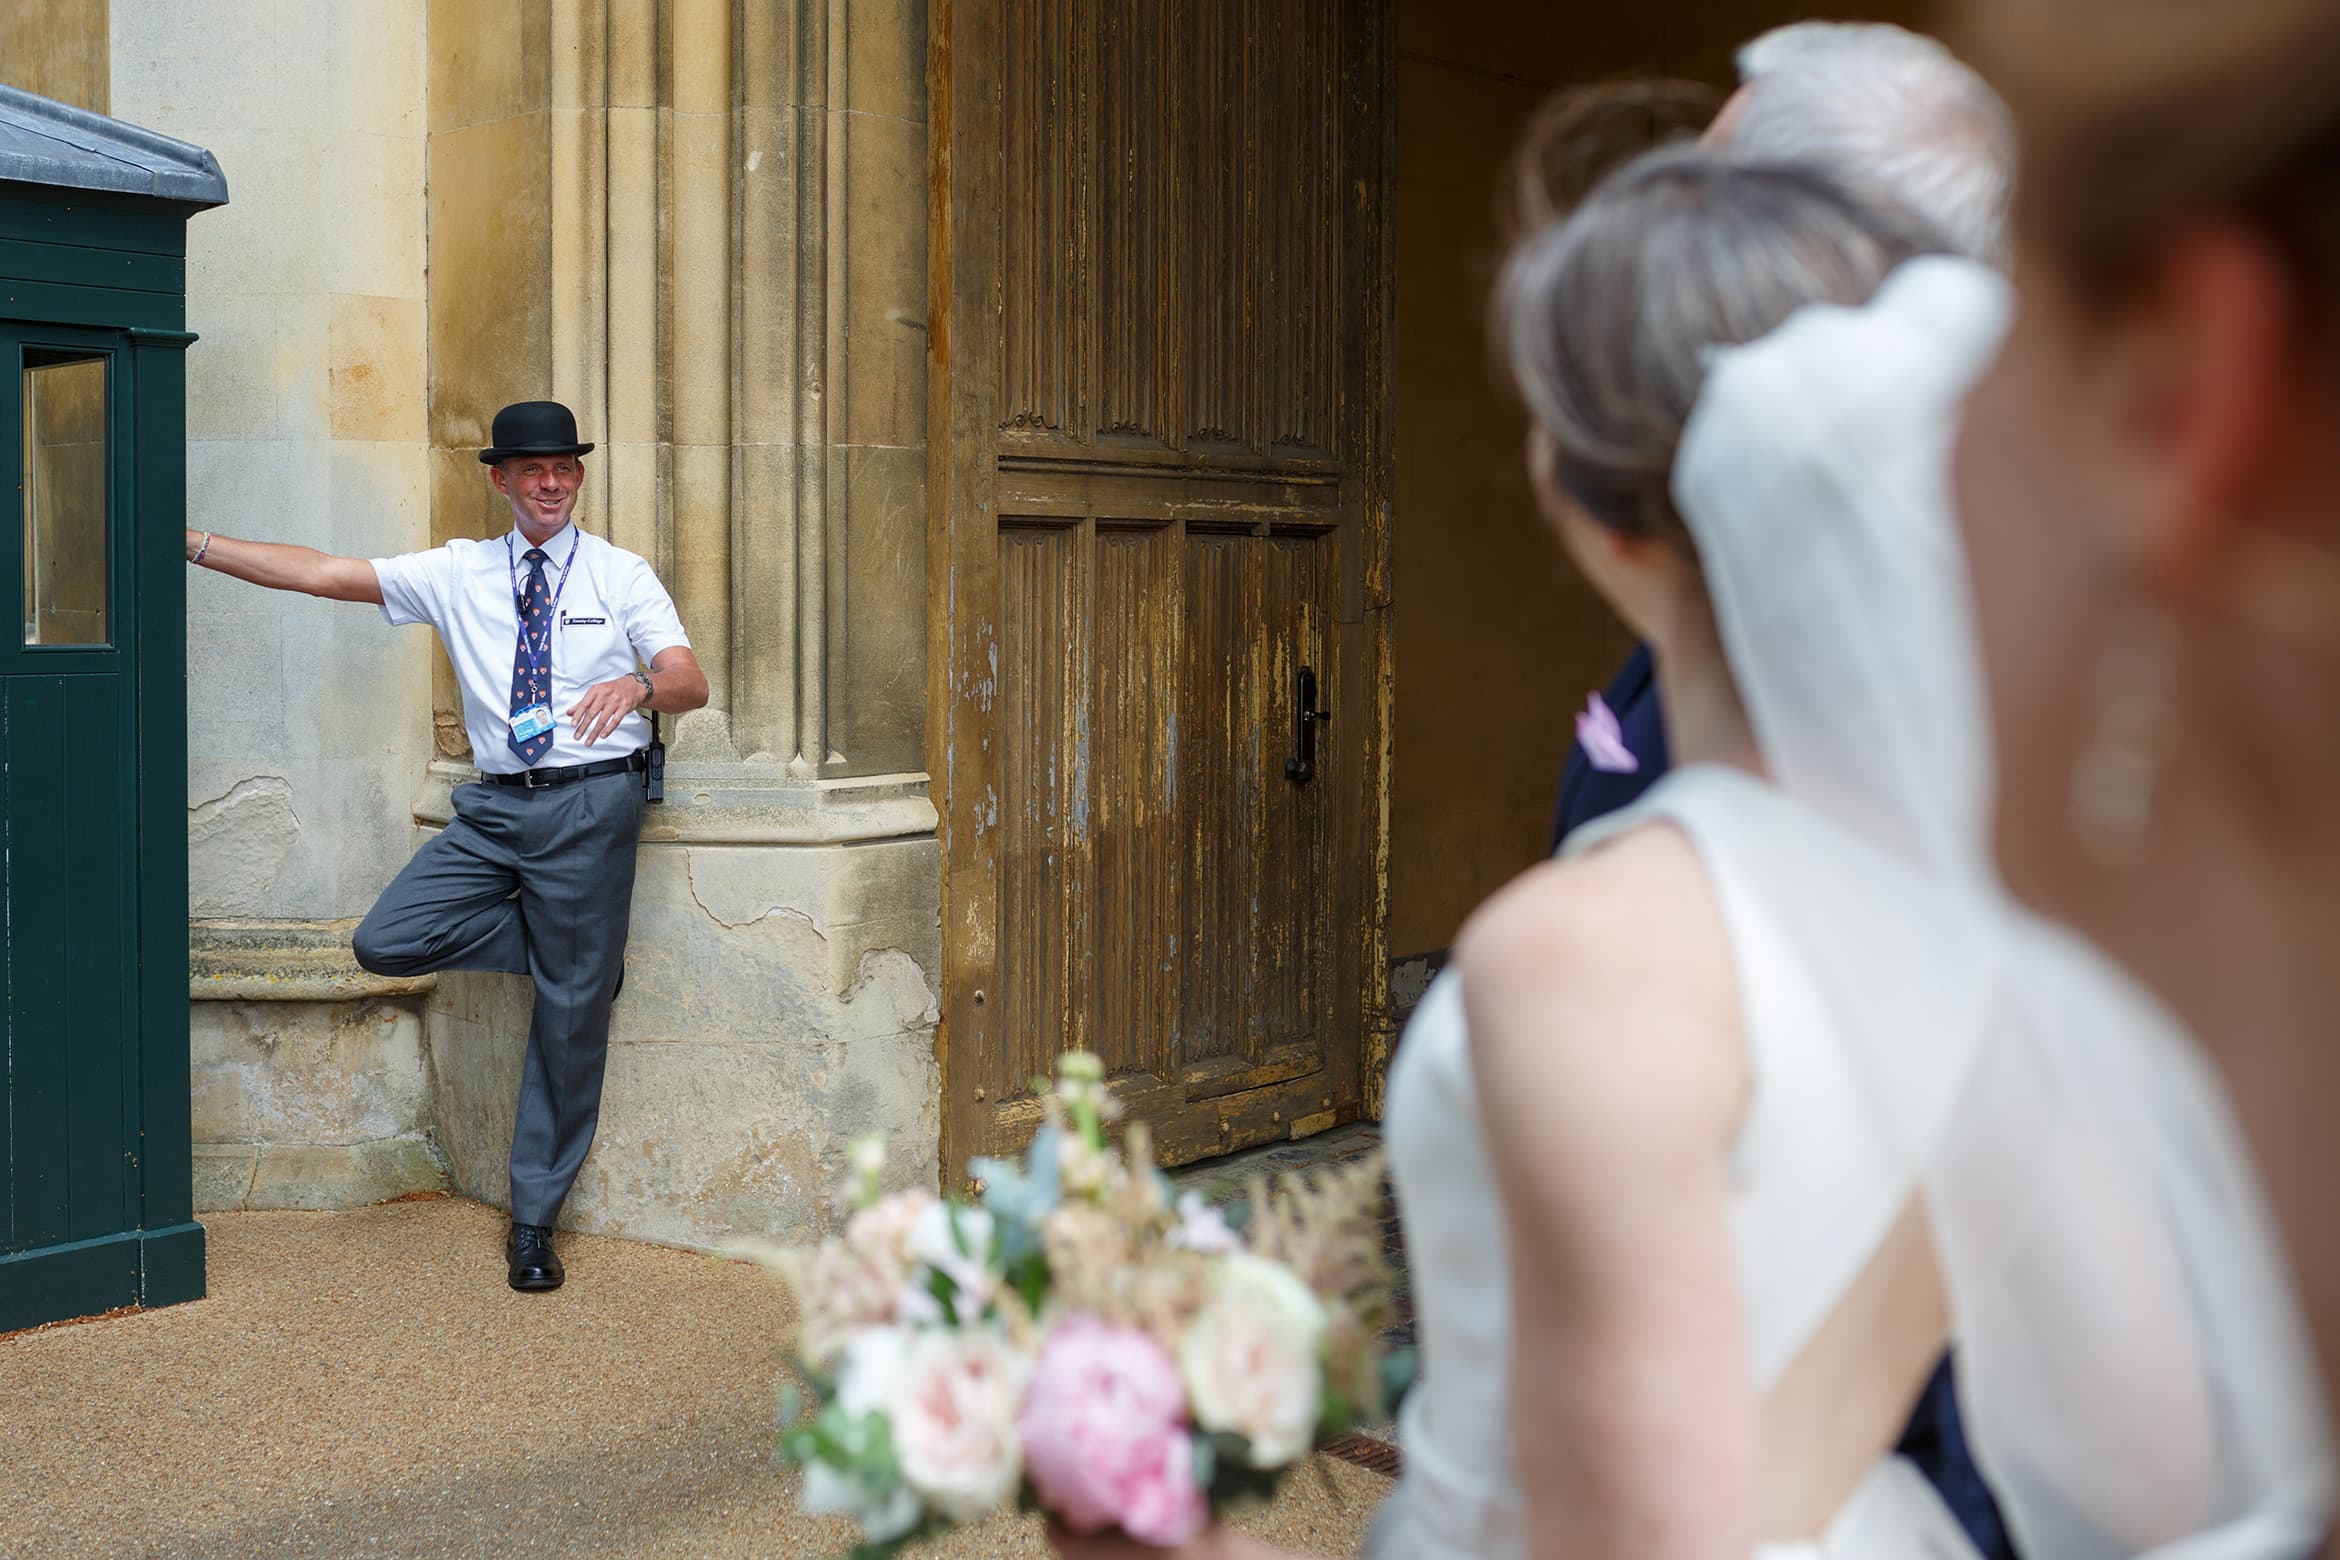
[1954,0,2340,1551]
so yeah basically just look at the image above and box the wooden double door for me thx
[933,0,1395,1173]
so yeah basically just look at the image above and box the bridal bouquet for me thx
[740,1053,1405,1556]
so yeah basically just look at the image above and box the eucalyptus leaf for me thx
[1207,1430,1256,1467]
[857,1412,900,1485]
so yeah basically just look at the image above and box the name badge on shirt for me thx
[562,614,607,626]
[510,704,555,742]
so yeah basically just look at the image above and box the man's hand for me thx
[568,676,648,745]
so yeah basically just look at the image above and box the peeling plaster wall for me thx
[427,836,943,1250]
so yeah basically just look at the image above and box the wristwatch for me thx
[631,669,655,705]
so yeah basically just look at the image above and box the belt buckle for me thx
[522,767,552,790]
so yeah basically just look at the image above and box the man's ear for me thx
[2135,223,2296,590]
[488,462,512,497]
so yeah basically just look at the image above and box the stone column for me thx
[420,0,943,1249]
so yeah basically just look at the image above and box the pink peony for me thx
[1019,1314,1210,1545]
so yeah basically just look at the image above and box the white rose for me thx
[908,1201,995,1271]
[907,1202,999,1323]
[799,1328,925,1542]
[834,1325,910,1417]
[887,1327,1032,1520]
[801,1458,923,1545]
[1178,1254,1327,1467]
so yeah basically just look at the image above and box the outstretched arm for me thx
[1458,831,1758,1560]
[185,527,383,604]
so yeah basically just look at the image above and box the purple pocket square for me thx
[1576,692,1641,775]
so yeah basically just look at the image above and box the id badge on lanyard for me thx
[509,533,582,745]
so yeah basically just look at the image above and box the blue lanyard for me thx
[507,531,583,689]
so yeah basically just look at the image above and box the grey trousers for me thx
[353,772,645,1226]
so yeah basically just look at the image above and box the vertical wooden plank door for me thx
[934,0,1396,1173]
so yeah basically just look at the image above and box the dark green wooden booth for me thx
[0,88,226,1332]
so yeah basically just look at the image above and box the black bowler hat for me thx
[478,400,595,464]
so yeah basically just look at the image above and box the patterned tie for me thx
[507,547,554,767]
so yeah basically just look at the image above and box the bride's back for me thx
[1434,767,1992,1555]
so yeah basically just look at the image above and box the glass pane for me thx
[22,351,110,648]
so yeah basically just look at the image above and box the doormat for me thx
[1320,1433,1403,1477]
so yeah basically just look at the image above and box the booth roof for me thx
[0,85,227,209]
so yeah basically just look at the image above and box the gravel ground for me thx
[1,1197,1388,1559]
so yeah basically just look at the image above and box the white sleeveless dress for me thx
[1369,765,1996,1560]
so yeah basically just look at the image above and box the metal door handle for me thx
[1285,665,1328,785]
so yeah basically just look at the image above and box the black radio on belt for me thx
[646,713,667,803]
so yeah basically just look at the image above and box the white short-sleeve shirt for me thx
[371,523,691,774]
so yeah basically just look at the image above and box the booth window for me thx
[21,349,110,648]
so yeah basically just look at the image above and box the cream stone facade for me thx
[11,0,942,1250]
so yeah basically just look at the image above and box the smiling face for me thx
[491,454,585,541]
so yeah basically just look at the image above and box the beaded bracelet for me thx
[191,531,212,566]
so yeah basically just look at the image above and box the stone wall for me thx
[104,0,449,1210]
[188,922,440,1210]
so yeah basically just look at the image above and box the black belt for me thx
[481,750,650,790]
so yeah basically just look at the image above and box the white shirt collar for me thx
[506,522,581,565]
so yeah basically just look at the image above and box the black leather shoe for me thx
[506,1222,564,1292]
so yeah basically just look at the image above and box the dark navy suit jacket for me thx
[1550,645,2016,1560]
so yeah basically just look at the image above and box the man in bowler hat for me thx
[184,401,708,1291]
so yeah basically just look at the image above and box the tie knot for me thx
[523,547,550,567]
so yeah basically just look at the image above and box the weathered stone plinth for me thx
[189,920,450,1212]
[417,766,943,1251]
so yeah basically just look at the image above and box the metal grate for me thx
[1320,1434,1403,1478]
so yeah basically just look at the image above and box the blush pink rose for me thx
[890,1327,1031,1520]
[1019,1314,1210,1545]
